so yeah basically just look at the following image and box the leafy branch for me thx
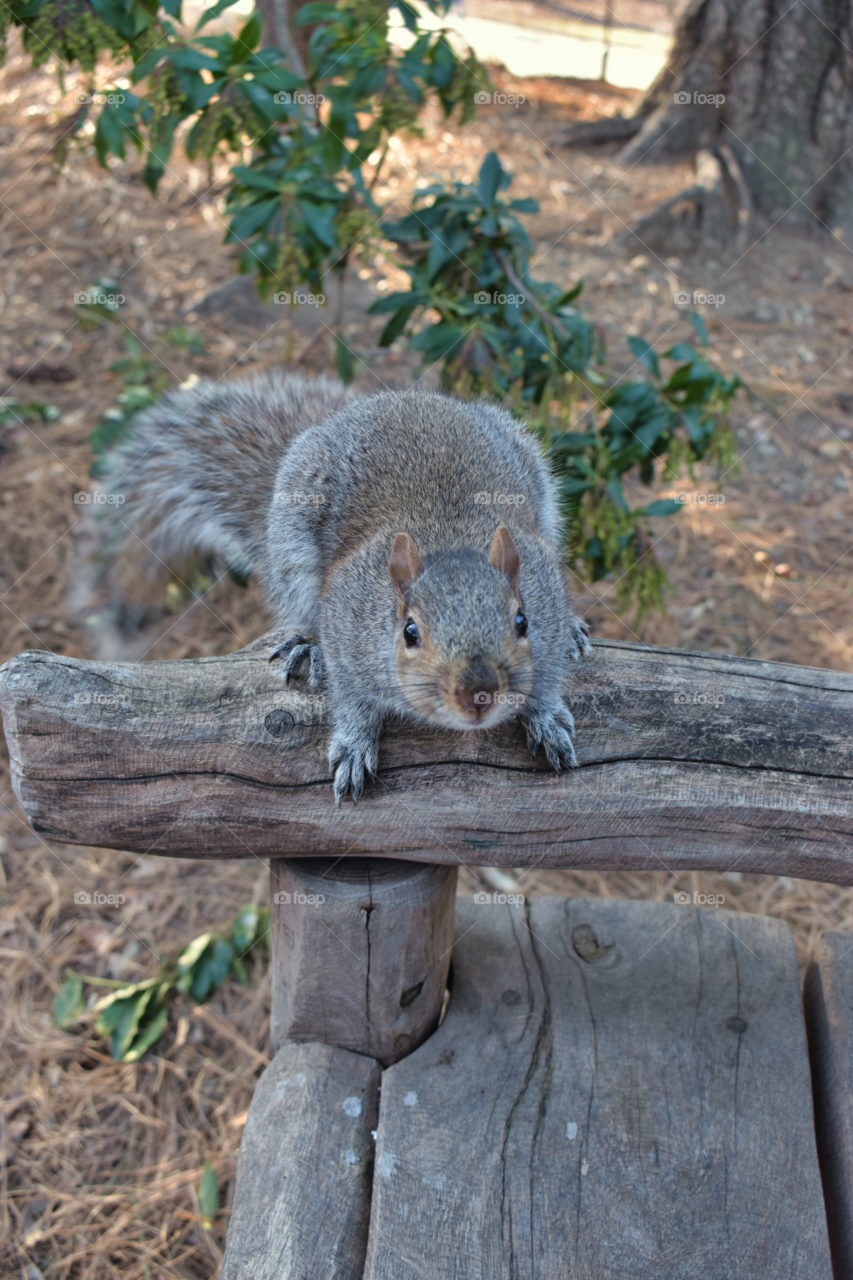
[53,901,270,1061]
[372,152,745,617]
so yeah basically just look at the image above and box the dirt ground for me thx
[2,37,853,1279]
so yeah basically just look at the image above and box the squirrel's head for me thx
[389,526,534,732]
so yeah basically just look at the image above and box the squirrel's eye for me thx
[403,619,420,648]
[515,611,528,638]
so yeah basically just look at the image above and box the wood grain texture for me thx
[804,931,853,1278]
[220,1040,379,1280]
[2,637,853,878]
[270,858,457,1065]
[364,896,832,1279]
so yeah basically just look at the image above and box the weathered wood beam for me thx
[1,637,852,879]
[270,858,457,1066]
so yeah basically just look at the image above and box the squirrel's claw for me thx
[270,635,325,686]
[329,725,380,804]
[524,701,578,771]
[567,615,592,662]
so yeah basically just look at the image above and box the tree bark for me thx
[255,0,316,77]
[621,0,853,234]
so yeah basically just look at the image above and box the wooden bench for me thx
[2,633,852,1278]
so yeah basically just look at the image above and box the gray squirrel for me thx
[99,369,591,801]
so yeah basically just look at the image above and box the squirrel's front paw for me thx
[524,700,578,771]
[270,635,324,686]
[567,615,592,661]
[328,726,380,804]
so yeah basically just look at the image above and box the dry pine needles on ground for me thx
[2,40,853,1279]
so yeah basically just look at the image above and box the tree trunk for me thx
[622,0,853,234]
[255,0,316,77]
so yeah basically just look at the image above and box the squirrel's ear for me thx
[389,532,425,606]
[489,525,521,594]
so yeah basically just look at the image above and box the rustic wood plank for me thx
[270,858,457,1065]
[364,897,832,1279]
[220,1040,379,1280]
[2,638,853,878]
[804,931,853,1277]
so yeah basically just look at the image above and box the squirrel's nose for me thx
[455,664,500,714]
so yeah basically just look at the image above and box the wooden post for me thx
[220,858,456,1277]
[220,1041,380,1280]
[270,857,457,1066]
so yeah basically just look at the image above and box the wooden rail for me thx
[1,634,852,880]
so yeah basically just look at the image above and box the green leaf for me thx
[293,1,339,23]
[478,151,503,207]
[663,343,699,363]
[627,335,660,379]
[394,0,421,32]
[231,903,260,956]
[132,46,167,81]
[378,305,416,347]
[552,281,583,308]
[198,1158,219,1225]
[122,1005,169,1061]
[335,331,356,383]
[53,971,84,1028]
[638,498,683,517]
[231,12,261,64]
[97,986,155,1059]
[176,932,214,994]
[689,310,708,346]
[194,0,239,32]
[299,200,338,248]
[190,938,234,1001]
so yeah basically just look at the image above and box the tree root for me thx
[557,115,643,147]
[618,147,752,257]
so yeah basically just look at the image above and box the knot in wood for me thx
[264,709,295,737]
[572,923,614,963]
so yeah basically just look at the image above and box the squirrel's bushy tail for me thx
[96,369,353,626]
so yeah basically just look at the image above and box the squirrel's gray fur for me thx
[98,368,591,801]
